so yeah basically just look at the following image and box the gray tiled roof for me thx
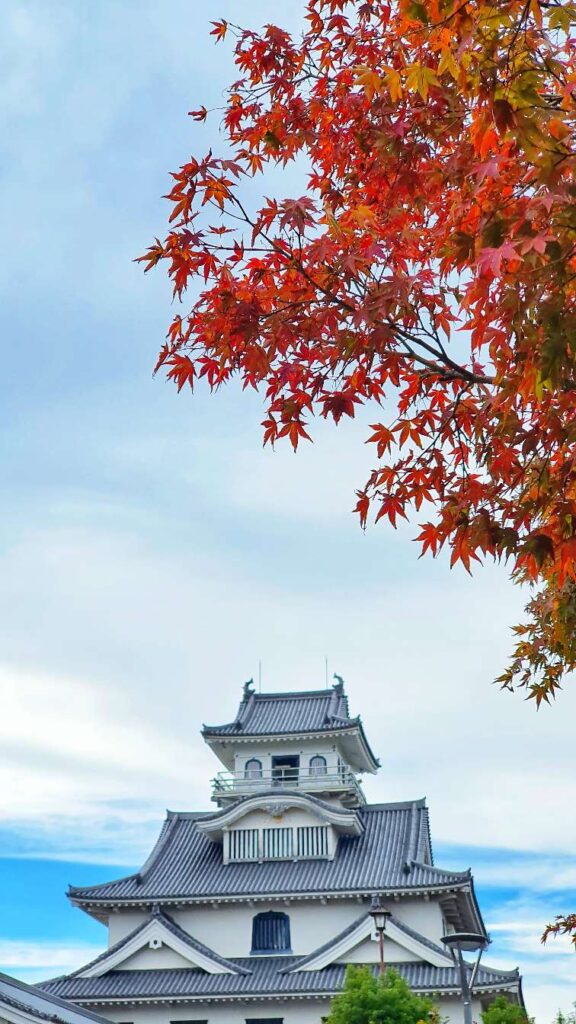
[40,960,521,1004]
[0,973,109,1024]
[69,801,468,905]
[66,909,250,978]
[0,992,74,1023]
[203,684,356,738]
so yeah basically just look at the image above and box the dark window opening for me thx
[246,1019,284,1023]
[271,754,299,785]
[309,754,327,776]
[244,758,263,779]
[251,910,291,953]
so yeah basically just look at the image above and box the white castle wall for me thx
[102,994,483,1024]
[390,897,445,944]
[173,899,367,957]
[106,1001,334,1024]
[107,896,445,959]
[233,739,343,776]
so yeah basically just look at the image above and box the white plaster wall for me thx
[109,912,148,946]
[100,994,482,1024]
[335,935,416,964]
[440,997,483,1024]
[119,946,196,971]
[234,739,341,777]
[172,899,368,957]
[104,999,333,1024]
[392,897,445,944]
[106,896,444,959]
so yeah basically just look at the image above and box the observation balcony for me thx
[211,764,365,807]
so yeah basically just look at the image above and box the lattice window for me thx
[228,828,259,861]
[262,827,293,859]
[251,911,291,953]
[297,825,329,858]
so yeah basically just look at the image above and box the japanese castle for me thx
[40,681,523,1023]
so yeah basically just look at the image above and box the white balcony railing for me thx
[211,765,364,802]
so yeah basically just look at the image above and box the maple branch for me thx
[390,322,495,386]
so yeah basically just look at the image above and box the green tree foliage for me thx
[324,965,437,1024]
[482,996,530,1024]
[553,1004,576,1024]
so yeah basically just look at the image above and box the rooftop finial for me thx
[243,678,255,698]
[332,672,345,693]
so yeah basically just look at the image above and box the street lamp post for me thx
[369,896,392,975]
[441,932,489,1024]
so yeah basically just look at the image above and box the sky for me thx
[0,1,575,1019]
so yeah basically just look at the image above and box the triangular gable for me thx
[76,912,246,977]
[335,935,412,964]
[287,913,452,972]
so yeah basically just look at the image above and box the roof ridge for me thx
[138,815,180,882]
[68,870,138,899]
[165,810,211,819]
[361,798,427,811]
[471,964,520,980]
[0,975,108,1024]
[409,859,472,880]
[0,991,72,1024]
[253,689,336,699]
[403,801,421,869]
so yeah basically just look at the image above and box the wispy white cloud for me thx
[0,515,574,864]
[479,895,575,1020]
[437,847,576,893]
[0,939,100,972]
[0,1,574,1019]
[0,940,104,987]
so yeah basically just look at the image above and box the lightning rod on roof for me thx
[258,659,262,693]
[325,655,328,688]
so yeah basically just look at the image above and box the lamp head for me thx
[369,896,392,933]
[441,932,489,954]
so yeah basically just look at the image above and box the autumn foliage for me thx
[139,0,576,706]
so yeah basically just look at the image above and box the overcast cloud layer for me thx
[1,2,575,1019]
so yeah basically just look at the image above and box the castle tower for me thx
[40,681,523,1023]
